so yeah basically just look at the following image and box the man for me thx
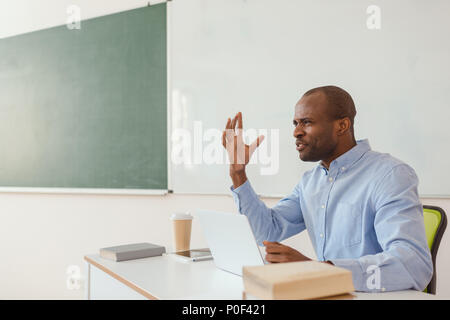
[221,85,433,292]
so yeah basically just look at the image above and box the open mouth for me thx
[296,142,307,151]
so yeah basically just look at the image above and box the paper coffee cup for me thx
[170,213,193,252]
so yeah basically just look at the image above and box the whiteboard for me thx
[169,0,450,197]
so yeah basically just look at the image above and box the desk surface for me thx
[84,254,440,300]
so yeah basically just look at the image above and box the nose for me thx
[293,124,305,139]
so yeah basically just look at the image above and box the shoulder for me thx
[362,151,419,203]
[363,150,417,179]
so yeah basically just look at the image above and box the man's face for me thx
[293,92,338,163]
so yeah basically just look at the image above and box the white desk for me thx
[84,254,440,300]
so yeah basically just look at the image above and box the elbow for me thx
[378,244,434,292]
[410,250,433,292]
[417,256,433,292]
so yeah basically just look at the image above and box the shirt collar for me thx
[319,139,371,173]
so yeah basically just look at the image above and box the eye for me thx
[294,119,312,127]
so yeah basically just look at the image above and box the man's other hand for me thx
[263,241,312,263]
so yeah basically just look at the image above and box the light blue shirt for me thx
[231,139,433,292]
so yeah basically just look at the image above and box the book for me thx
[242,261,355,300]
[242,291,355,300]
[100,242,166,262]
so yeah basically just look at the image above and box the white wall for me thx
[1,0,449,299]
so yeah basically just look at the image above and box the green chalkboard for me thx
[0,5,167,190]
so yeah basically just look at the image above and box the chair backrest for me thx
[423,205,447,294]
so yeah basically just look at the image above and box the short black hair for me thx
[303,85,357,137]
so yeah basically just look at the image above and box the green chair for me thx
[423,205,447,294]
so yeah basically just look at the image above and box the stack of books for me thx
[242,261,355,300]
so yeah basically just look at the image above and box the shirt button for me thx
[320,233,324,238]
[341,167,345,171]
[328,177,333,182]
[381,287,386,292]
[321,205,325,209]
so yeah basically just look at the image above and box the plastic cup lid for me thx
[170,212,193,220]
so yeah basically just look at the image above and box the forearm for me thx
[231,178,305,245]
[231,179,278,244]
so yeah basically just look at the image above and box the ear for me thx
[336,117,351,136]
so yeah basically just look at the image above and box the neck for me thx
[321,138,357,169]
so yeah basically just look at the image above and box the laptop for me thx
[196,210,268,276]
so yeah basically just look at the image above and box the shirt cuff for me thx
[330,258,366,292]
[230,180,259,213]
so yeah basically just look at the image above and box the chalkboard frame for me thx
[0,4,170,195]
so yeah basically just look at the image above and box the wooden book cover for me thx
[242,261,355,300]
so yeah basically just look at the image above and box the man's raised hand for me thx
[222,112,264,188]
[222,112,264,172]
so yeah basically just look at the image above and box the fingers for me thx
[222,118,230,146]
[263,240,280,246]
[265,254,288,263]
[224,113,242,129]
[263,241,285,263]
[231,112,242,130]
[237,112,243,136]
[263,240,310,263]
[225,118,231,130]
[224,113,242,140]
[256,135,265,146]
[222,130,226,148]
[223,118,235,142]
[249,135,265,154]
[231,114,237,130]
[263,241,287,254]
[265,246,287,254]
